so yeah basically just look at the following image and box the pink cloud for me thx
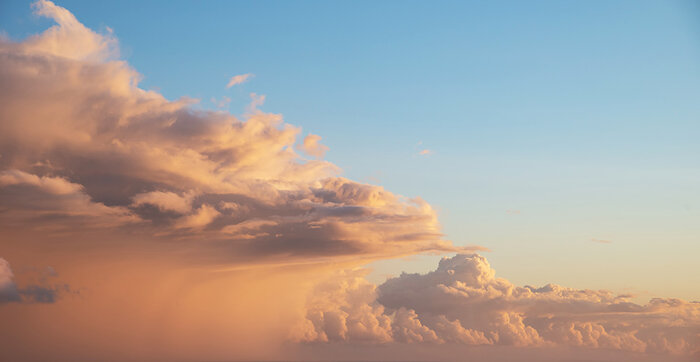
[299,134,329,158]
[227,73,253,88]
[0,0,475,265]
[296,254,700,356]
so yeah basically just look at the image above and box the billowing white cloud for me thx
[24,0,118,61]
[295,254,700,356]
[291,269,393,343]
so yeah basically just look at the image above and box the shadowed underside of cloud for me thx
[0,258,65,304]
[1,2,697,360]
[0,0,478,265]
[294,254,700,356]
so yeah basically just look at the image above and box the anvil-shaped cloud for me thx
[0,0,477,265]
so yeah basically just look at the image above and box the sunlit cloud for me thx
[210,95,231,109]
[227,73,253,88]
[0,0,474,267]
[299,134,329,159]
[0,2,695,361]
[296,254,700,355]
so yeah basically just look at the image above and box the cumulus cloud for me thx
[24,0,118,61]
[295,254,700,356]
[299,134,329,159]
[227,73,253,88]
[291,269,393,343]
[0,1,474,267]
[1,3,696,361]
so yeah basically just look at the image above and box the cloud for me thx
[419,149,433,156]
[0,169,83,195]
[175,204,220,229]
[0,1,475,268]
[0,170,136,229]
[295,254,700,356]
[0,258,66,304]
[591,238,612,244]
[246,92,266,113]
[291,269,393,343]
[210,95,231,109]
[132,191,194,214]
[24,0,118,61]
[0,258,21,303]
[299,134,329,158]
[1,3,695,361]
[227,73,253,88]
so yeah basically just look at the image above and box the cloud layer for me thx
[295,254,699,356]
[0,0,475,266]
[0,2,697,361]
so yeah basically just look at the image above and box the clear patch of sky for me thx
[2,0,699,301]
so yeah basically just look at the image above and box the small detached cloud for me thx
[505,209,521,215]
[246,92,266,113]
[211,96,231,109]
[591,238,612,244]
[227,73,253,88]
[415,141,433,156]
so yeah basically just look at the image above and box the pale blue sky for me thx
[2,0,699,301]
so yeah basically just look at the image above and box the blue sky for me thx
[2,0,699,301]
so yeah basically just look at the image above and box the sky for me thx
[0,1,698,361]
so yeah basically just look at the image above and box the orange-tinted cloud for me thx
[227,73,253,88]
[0,257,67,304]
[295,254,699,355]
[299,134,330,158]
[419,149,433,156]
[1,2,696,361]
[0,1,476,265]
